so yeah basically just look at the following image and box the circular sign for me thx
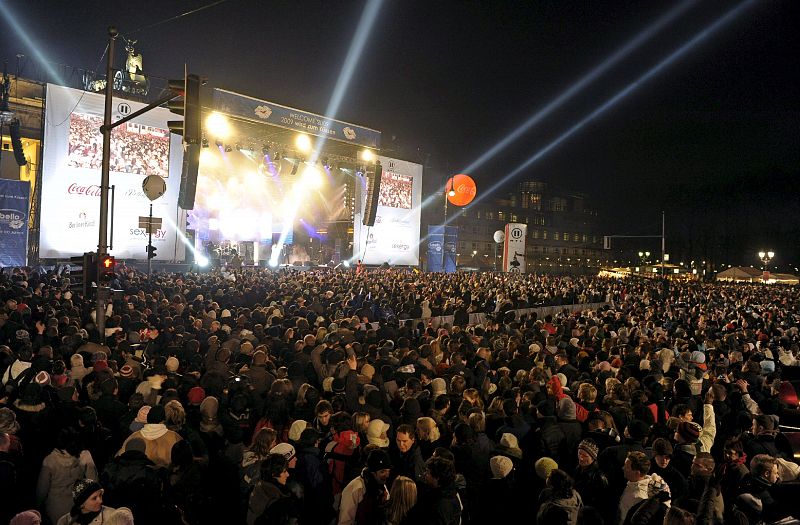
[493,230,505,243]
[142,175,167,201]
[510,227,523,240]
[446,174,477,206]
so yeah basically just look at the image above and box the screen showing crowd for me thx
[378,172,413,209]
[67,112,170,178]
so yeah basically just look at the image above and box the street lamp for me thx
[758,250,774,281]
[442,180,456,271]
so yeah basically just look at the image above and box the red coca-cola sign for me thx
[67,183,102,197]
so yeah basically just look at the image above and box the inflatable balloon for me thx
[446,174,477,206]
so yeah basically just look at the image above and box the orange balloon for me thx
[446,174,477,206]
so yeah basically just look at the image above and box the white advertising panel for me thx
[353,156,421,266]
[502,223,527,273]
[41,84,184,260]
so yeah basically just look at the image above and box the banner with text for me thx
[426,225,457,273]
[40,84,185,260]
[353,156,422,266]
[503,223,527,273]
[0,179,30,267]
[213,89,380,149]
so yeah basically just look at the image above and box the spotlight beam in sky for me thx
[272,0,384,265]
[459,0,695,175]
[465,0,756,213]
[1,1,70,86]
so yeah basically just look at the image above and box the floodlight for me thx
[360,149,375,162]
[206,112,231,138]
[295,133,312,153]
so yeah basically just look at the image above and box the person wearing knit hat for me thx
[289,420,308,442]
[63,478,115,524]
[117,365,135,379]
[9,510,42,525]
[675,421,701,444]
[535,457,559,480]
[577,439,599,462]
[186,386,206,405]
[490,455,514,479]
[0,407,21,434]
[165,356,180,373]
[498,432,523,459]
[358,363,375,384]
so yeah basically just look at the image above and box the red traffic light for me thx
[99,255,116,281]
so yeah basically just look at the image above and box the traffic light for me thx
[167,71,201,145]
[147,245,157,259]
[98,254,116,282]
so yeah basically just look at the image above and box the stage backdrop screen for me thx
[41,84,184,260]
[353,156,421,266]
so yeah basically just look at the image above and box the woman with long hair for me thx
[383,476,417,525]
[242,428,278,489]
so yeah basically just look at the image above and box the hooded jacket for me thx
[119,423,182,468]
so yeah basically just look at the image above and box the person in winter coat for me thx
[55,478,117,525]
[537,469,583,525]
[716,436,749,504]
[618,451,670,525]
[411,456,462,525]
[118,405,182,468]
[478,455,521,524]
[294,428,334,524]
[100,437,165,523]
[36,428,98,525]
[338,448,392,525]
[248,453,300,525]
[382,475,417,525]
[390,424,426,483]
[572,439,609,514]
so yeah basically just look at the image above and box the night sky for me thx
[2,0,798,267]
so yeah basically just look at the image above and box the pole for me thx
[442,180,449,273]
[661,211,665,277]
[96,26,117,342]
[147,203,153,276]
[494,243,497,271]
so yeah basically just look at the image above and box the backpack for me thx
[324,430,362,495]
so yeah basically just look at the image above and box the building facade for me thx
[438,180,609,273]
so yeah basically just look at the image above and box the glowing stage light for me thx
[196,255,209,267]
[302,164,324,189]
[206,112,232,138]
[268,260,279,268]
[343,260,351,268]
[360,149,375,162]
[459,0,696,175]
[467,0,755,214]
[199,149,217,166]
[295,133,312,153]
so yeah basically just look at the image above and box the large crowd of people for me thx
[67,113,170,178]
[0,266,798,525]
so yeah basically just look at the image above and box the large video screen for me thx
[40,84,184,260]
[353,156,422,266]
[67,113,170,178]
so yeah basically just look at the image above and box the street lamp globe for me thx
[758,251,766,259]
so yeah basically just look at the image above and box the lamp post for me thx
[442,179,456,272]
[758,250,774,282]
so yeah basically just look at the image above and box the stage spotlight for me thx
[343,260,351,268]
[262,145,270,156]
[235,143,242,151]
[360,149,375,162]
[302,164,324,189]
[290,160,299,175]
[196,255,209,267]
[295,133,312,153]
[215,139,223,148]
[225,145,232,152]
[206,112,231,138]
[201,138,209,148]
[268,260,279,268]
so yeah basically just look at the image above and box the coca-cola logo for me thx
[67,183,102,197]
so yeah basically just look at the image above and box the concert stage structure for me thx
[33,82,423,268]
